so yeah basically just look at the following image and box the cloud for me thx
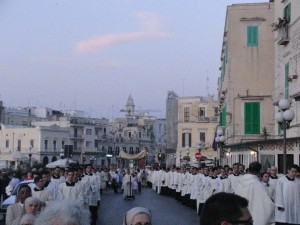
[75,12,169,54]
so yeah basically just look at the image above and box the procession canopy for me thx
[119,149,147,160]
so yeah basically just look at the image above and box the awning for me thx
[0,151,29,161]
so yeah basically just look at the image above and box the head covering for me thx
[123,207,151,225]
[19,213,36,225]
[24,197,41,214]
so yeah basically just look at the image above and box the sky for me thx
[0,0,268,119]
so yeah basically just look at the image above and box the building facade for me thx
[218,2,276,169]
[177,96,219,167]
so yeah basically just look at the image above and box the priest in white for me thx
[275,164,300,225]
[123,168,133,198]
[235,161,274,225]
[58,170,84,206]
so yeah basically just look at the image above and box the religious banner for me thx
[119,149,147,160]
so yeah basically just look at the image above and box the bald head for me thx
[270,166,277,176]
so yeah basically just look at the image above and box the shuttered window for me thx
[182,133,192,147]
[244,102,260,134]
[220,105,226,126]
[284,3,291,23]
[247,26,258,47]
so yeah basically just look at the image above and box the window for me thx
[200,132,206,142]
[139,132,142,138]
[53,140,57,150]
[86,129,92,135]
[95,129,99,135]
[285,63,289,98]
[74,141,78,150]
[244,102,260,134]
[220,106,227,126]
[62,141,65,149]
[123,147,127,152]
[128,132,131,138]
[5,140,9,148]
[94,141,98,148]
[115,147,120,155]
[30,139,34,148]
[198,107,206,119]
[184,107,190,122]
[86,141,92,147]
[214,107,219,117]
[135,147,140,154]
[17,140,21,151]
[44,140,48,150]
[129,147,134,154]
[284,3,291,23]
[182,133,191,147]
[247,26,258,47]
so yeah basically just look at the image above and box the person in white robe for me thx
[31,176,53,207]
[50,167,65,187]
[156,167,166,194]
[206,168,221,197]
[275,164,300,224]
[58,170,84,206]
[261,172,275,202]
[81,165,100,225]
[228,163,240,193]
[235,161,274,225]
[218,168,231,193]
[123,169,133,198]
[195,170,209,215]
[41,171,58,200]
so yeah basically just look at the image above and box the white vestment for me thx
[58,181,84,206]
[236,174,275,225]
[123,174,133,197]
[275,176,300,224]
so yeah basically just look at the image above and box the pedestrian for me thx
[12,197,41,225]
[123,168,133,199]
[123,207,152,225]
[235,161,275,225]
[275,164,300,225]
[200,192,252,225]
[6,184,32,225]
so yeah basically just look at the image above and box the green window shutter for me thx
[284,3,291,23]
[244,102,260,134]
[220,105,227,126]
[247,26,258,47]
[285,63,289,98]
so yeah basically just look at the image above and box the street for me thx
[98,187,200,225]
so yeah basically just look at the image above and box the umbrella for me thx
[46,159,77,168]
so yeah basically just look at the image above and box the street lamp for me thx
[185,147,190,167]
[81,151,86,164]
[28,145,32,168]
[275,99,295,174]
[215,127,226,166]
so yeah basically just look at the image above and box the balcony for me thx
[277,25,289,46]
[69,134,84,139]
[197,116,218,123]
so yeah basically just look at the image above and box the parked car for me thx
[0,180,34,221]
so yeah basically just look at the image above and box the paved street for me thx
[98,187,200,225]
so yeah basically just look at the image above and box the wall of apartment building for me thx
[274,0,300,139]
[220,3,275,144]
[177,97,218,166]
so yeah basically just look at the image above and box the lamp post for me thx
[197,141,205,167]
[81,151,86,164]
[215,127,226,166]
[28,145,32,168]
[275,99,295,174]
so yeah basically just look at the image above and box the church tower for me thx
[125,95,135,118]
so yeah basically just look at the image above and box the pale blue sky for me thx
[0,0,268,119]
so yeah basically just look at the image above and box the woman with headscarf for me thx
[12,197,41,225]
[123,207,152,225]
[6,185,32,225]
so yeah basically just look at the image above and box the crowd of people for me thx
[1,161,300,225]
[145,162,300,225]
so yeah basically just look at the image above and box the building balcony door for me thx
[278,154,294,174]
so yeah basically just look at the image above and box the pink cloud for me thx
[75,12,169,54]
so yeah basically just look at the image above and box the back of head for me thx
[200,192,248,225]
[248,161,262,175]
[34,200,90,225]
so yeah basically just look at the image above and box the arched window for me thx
[129,147,134,154]
[115,147,120,156]
[108,146,113,154]
[135,147,140,154]
[43,156,49,165]
[52,156,57,162]
[123,147,127,153]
